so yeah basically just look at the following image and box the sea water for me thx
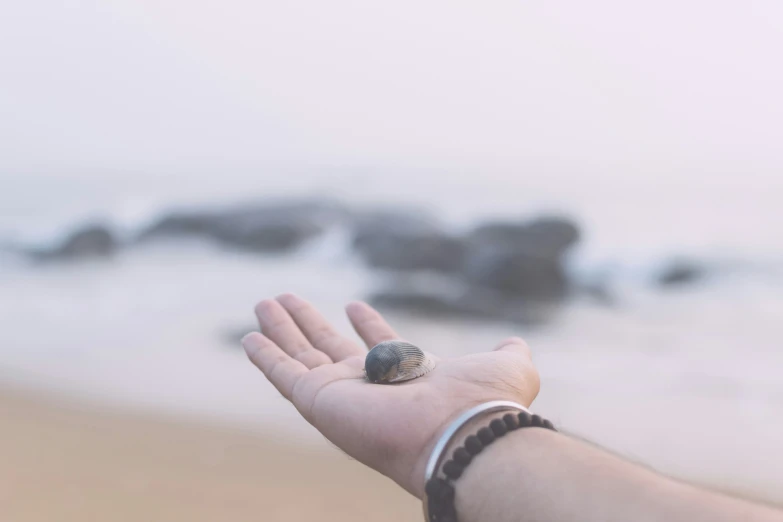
[1,168,782,501]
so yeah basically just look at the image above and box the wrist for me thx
[454,427,560,522]
[411,401,536,499]
[422,402,557,521]
[409,410,507,497]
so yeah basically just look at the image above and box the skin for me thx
[242,294,783,521]
[242,293,539,498]
[451,421,783,522]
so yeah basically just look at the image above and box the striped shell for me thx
[364,340,436,384]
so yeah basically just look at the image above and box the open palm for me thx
[243,294,540,498]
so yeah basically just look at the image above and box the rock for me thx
[351,209,441,249]
[29,224,117,261]
[468,217,580,259]
[577,281,616,306]
[139,211,217,238]
[368,284,551,325]
[357,233,465,272]
[208,208,325,252]
[462,249,570,300]
[353,213,581,298]
[657,261,705,286]
[139,200,345,252]
[462,216,581,300]
[351,210,465,272]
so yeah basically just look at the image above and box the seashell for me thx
[364,340,436,384]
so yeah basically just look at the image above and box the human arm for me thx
[241,294,782,521]
[441,413,781,522]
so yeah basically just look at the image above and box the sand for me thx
[0,387,420,522]
[3,385,781,522]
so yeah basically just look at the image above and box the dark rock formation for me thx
[461,216,580,300]
[357,233,465,272]
[359,214,582,320]
[29,224,117,261]
[461,249,570,300]
[138,211,217,238]
[657,260,705,286]
[139,200,345,252]
[351,210,465,272]
[352,213,581,281]
[467,217,580,259]
[18,199,588,326]
[369,285,552,325]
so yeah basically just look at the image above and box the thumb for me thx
[493,336,532,358]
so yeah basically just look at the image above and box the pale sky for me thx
[1,1,782,180]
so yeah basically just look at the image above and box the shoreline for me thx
[0,385,419,522]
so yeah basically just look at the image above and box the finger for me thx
[276,293,365,361]
[254,299,332,369]
[345,301,400,348]
[242,332,308,400]
[494,336,532,359]
[284,357,366,421]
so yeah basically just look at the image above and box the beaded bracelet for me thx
[423,401,557,522]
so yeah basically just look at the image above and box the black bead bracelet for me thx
[425,410,557,522]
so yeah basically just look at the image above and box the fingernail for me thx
[276,292,298,303]
[241,332,259,355]
[254,299,275,320]
[346,301,366,312]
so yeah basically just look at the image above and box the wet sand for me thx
[0,387,420,522]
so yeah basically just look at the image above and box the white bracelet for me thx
[422,400,530,522]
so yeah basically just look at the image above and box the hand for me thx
[242,294,540,498]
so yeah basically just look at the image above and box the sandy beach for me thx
[0,387,420,522]
[5,385,782,522]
